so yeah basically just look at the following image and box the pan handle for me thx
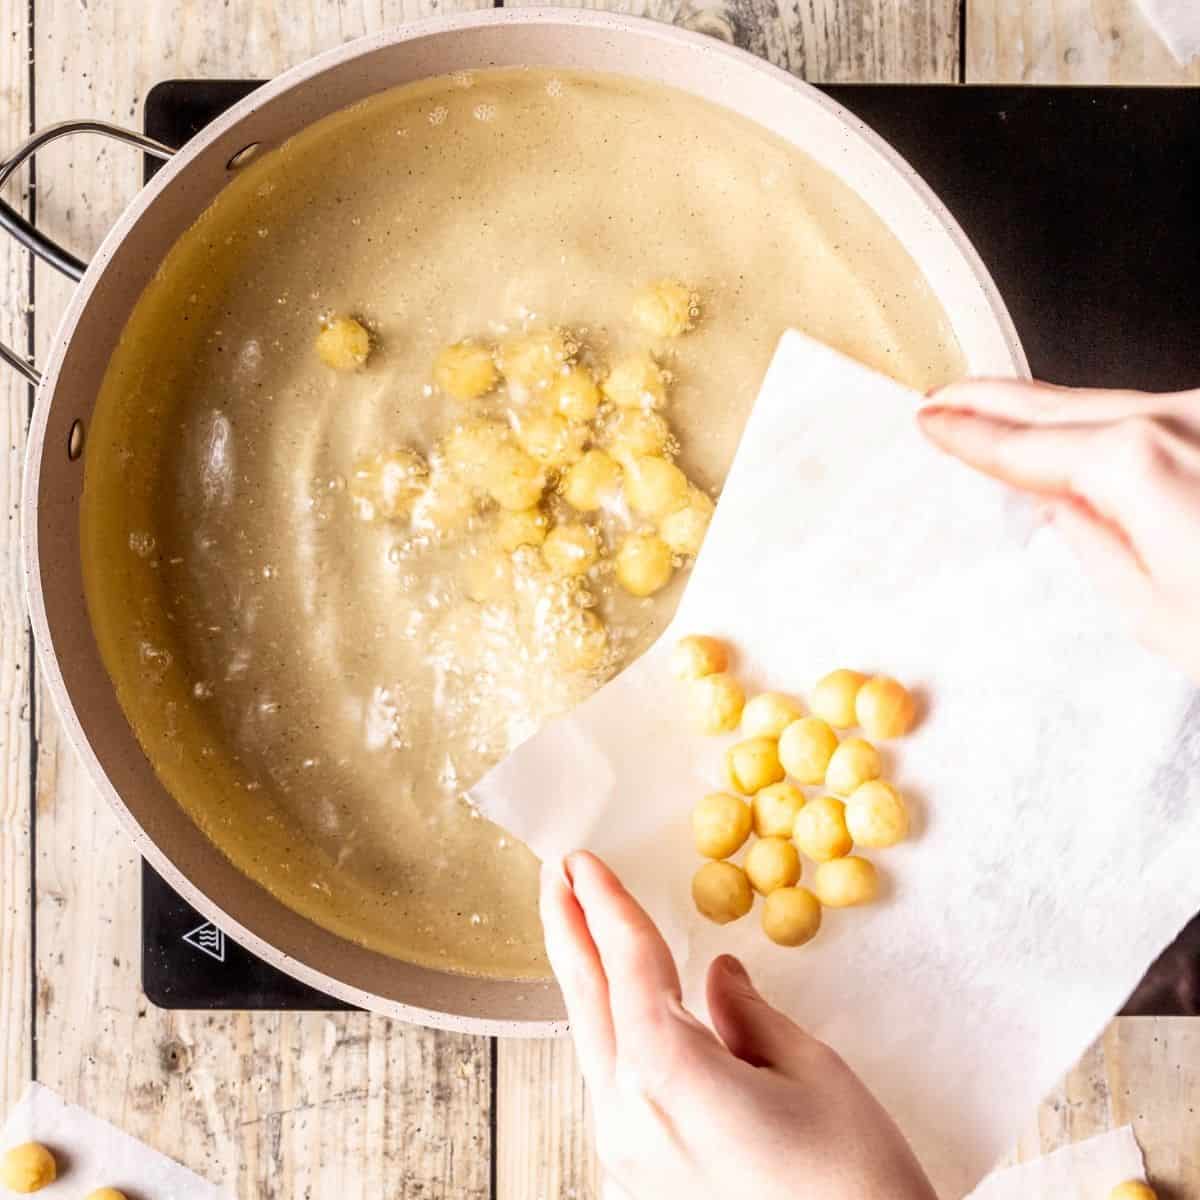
[0,120,175,387]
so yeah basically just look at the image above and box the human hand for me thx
[540,851,937,1200]
[919,380,1200,683]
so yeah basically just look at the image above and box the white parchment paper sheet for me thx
[967,1126,1146,1200]
[1135,0,1200,63]
[476,331,1200,1198]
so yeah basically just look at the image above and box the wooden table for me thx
[1,2,1197,1196]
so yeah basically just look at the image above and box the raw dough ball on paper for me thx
[85,1190,130,1200]
[1108,1184,1157,1200]
[845,780,909,849]
[855,674,917,739]
[813,856,879,907]
[552,366,602,421]
[825,737,882,796]
[692,860,754,924]
[606,408,671,462]
[753,781,806,838]
[792,795,852,862]
[692,792,753,859]
[494,507,549,552]
[762,886,822,947]
[615,533,674,597]
[632,280,696,338]
[349,449,428,521]
[745,836,802,895]
[811,668,866,729]
[562,449,622,512]
[725,736,786,796]
[670,634,728,681]
[658,486,714,557]
[541,523,599,577]
[314,315,370,371]
[624,455,689,520]
[554,608,609,673]
[433,339,497,399]
[603,351,667,410]
[687,672,745,734]
[0,1143,57,1193]
[742,693,804,740]
[514,411,587,469]
[778,717,839,786]
[485,446,547,511]
[497,329,571,392]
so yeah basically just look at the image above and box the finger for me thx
[705,954,814,1074]
[540,857,616,1089]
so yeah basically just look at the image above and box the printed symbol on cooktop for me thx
[182,922,226,963]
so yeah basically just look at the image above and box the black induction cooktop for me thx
[139,79,1200,1017]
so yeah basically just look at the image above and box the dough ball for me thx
[464,550,514,605]
[497,329,572,392]
[825,737,882,796]
[85,1191,131,1200]
[603,351,667,410]
[658,486,714,557]
[778,717,839,786]
[845,780,909,849]
[410,460,479,540]
[0,1143,57,1193]
[632,280,696,338]
[812,856,879,907]
[742,692,803,740]
[811,668,866,728]
[606,408,671,463]
[554,608,609,672]
[725,736,786,796]
[514,410,587,469]
[562,449,622,512]
[348,448,428,521]
[314,315,370,371]
[762,886,822,947]
[623,455,689,520]
[670,634,728,681]
[855,674,917,739]
[692,791,753,859]
[494,507,549,552]
[1108,1183,1158,1200]
[745,837,802,895]
[542,523,599,577]
[753,781,806,838]
[552,366,602,421]
[692,860,753,924]
[792,795,852,862]
[433,339,497,399]
[686,672,745,734]
[484,445,547,511]
[615,533,674,597]
[442,419,512,488]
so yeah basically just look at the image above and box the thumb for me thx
[706,954,813,1072]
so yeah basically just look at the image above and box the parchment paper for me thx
[475,331,1200,1198]
[1134,0,1200,63]
[966,1127,1146,1200]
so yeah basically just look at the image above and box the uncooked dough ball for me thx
[742,692,803,740]
[670,634,728,681]
[497,329,571,392]
[753,781,806,838]
[855,674,917,740]
[692,860,753,924]
[348,448,428,521]
[845,780,909,849]
[484,445,547,511]
[792,795,853,862]
[692,792,753,858]
[433,339,497,399]
[615,533,674,597]
[623,455,689,520]
[0,1143,57,1193]
[606,408,671,462]
[811,668,866,729]
[542,523,599,577]
[686,672,745,734]
[562,449,622,512]
[745,837,802,895]
[658,486,714,557]
[314,315,370,371]
[1108,1183,1158,1200]
[812,856,879,907]
[514,410,587,469]
[632,280,696,338]
[762,886,823,947]
[443,419,512,488]
[825,737,882,796]
[85,1191,130,1200]
[603,351,667,410]
[725,736,786,796]
[778,717,839,786]
[554,608,609,672]
[552,366,602,421]
[494,507,548,552]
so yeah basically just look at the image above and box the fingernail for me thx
[717,953,747,980]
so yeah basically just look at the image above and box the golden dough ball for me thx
[1108,1183,1158,1200]
[753,781,806,838]
[725,736,786,796]
[464,550,514,605]
[0,1143,57,1193]
[632,280,696,338]
[85,1191,130,1200]
[433,339,497,399]
[670,634,728,681]
[845,780,909,849]
[825,736,882,796]
[658,486,714,557]
[742,692,804,740]
[443,419,512,488]
[542,523,600,577]
[348,448,428,521]
[762,886,823,947]
[603,351,667,410]
[623,455,690,520]
[615,533,674,597]
[745,837,802,895]
[778,717,839,786]
[314,315,371,371]
[494,507,548,553]
[792,795,853,862]
[552,366,602,421]
[554,608,609,672]
[855,674,917,740]
[692,792,753,859]
[514,410,587,469]
[497,329,571,392]
[484,445,547,511]
[686,672,745,734]
[409,461,479,541]
[811,668,866,729]
[692,861,754,924]
[606,408,672,463]
[812,856,879,907]
[562,449,622,512]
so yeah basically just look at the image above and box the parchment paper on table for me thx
[474,330,1200,1198]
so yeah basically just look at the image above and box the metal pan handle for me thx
[1,120,175,386]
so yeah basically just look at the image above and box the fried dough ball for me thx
[855,674,917,740]
[513,410,587,468]
[753,781,806,838]
[443,419,512,488]
[670,635,728,681]
[494,507,549,552]
[762,886,822,947]
[348,448,428,521]
[0,1143,57,1193]
[552,365,602,421]
[314,315,370,371]
[692,861,753,924]
[463,550,514,605]
[1108,1183,1158,1200]
[745,837,802,895]
[497,328,571,392]
[658,486,714,557]
[845,781,909,849]
[562,449,622,512]
[725,736,786,796]
[542,523,599,577]
[85,1191,130,1200]
[433,339,497,399]
[484,445,547,511]
[632,280,696,338]
[811,668,866,729]
[606,408,671,463]
[825,737,882,796]
[778,717,839,786]
[813,856,879,908]
[792,795,853,863]
[692,792,753,859]
[623,455,689,520]
[742,692,804,740]
[603,351,667,410]
[686,672,745,734]
[615,532,674,597]
[409,459,479,540]
[554,608,609,672]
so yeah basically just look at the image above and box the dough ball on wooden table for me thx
[825,736,882,796]
[845,780,909,849]
[742,692,803,740]
[670,634,728,681]
[811,668,865,728]
[762,886,822,946]
[778,716,838,785]
[632,280,696,338]
[725,736,785,796]
[433,339,497,399]
[603,351,667,410]
[686,672,744,733]
[745,837,802,895]
[752,781,806,838]
[692,792,752,859]
[855,674,916,739]
[813,856,879,907]
[615,532,674,597]
[0,1143,57,1193]
[792,795,852,862]
[692,860,753,924]
[314,315,370,371]
[562,449,622,512]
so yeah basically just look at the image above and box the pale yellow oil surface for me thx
[82,68,963,979]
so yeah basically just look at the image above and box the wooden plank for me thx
[30,2,492,1196]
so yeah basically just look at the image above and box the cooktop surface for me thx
[140,78,1200,1016]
